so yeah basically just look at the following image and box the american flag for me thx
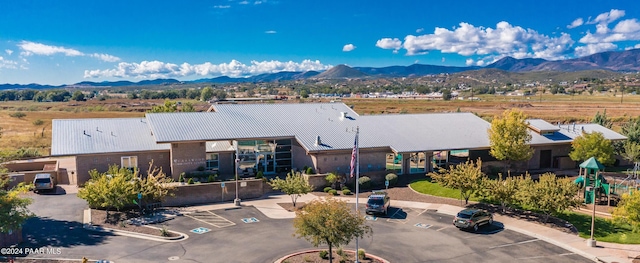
[350,130,358,178]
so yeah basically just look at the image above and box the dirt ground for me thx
[282,250,384,263]
[277,202,306,212]
[90,209,177,237]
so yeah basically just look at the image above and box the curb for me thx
[273,249,390,263]
[83,209,189,242]
[0,256,112,262]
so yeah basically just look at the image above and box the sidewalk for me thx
[183,193,639,263]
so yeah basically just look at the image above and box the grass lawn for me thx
[556,212,640,244]
[409,177,481,202]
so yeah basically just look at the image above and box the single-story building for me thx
[50,102,627,185]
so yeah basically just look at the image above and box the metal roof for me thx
[529,123,627,145]
[51,118,170,156]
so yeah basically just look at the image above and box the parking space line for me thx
[516,253,575,260]
[185,211,236,228]
[435,226,450,231]
[386,207,407,224]
[489,239,539,249]
[416,209,428,217]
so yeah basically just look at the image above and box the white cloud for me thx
[394,21,574,60]
[416,28,424,33]
[342,44,356,52]
[588,9,625,25]
[465,58,474,66]
[476,60,486,66]
[254,1,262,4]
[239,1,249,4]
[375,38,402,51]
[636,44,640,49]
[574,43,617,57]
[613,19,640,33]
[214,5,231,8]
[84,59,331,79]
[441,57,445,63]
[0,56,18,69]
[90,53,121,62]
[567,18,584,29]
[264,30,277,34]
[17,41,120,63]
[19,41,84,56]
[5,49,13,55]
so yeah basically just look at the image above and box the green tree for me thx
[613,192,640,232]
[592,109,612,128]
[488,109,533,172]
[428,159,486,204]
[479,173,521,213]
[181,102,196,112]
[293,198,372,263]
[441,89,452,100]
[0,177,33,233]
[569,131,615,165]
[622,141,640,166]
[71,90,86,101]
[148,100,178,113]
[200,86,214,101]
[268,171,313,207]
[621,117,640,144]
[517,173,580,222]
[325,173,339,189]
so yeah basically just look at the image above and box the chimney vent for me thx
[340,112,347,120]
[315,136,321,146]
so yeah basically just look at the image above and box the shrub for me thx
[319,250,329,259]
[197,166,205,171]
[358,249,366,260]
[32,119,44,126]
[342,185,349,191]
[325,173,339,186]
[178,173,185,183]
[9,112,26,119]
[160,226,170,237]
[342,189,352,195]
[358,176,371,189]
[337,247,344,256]
[305,167,315,174]
[385,173,398,186]
[256,170,264,179]
[208,174,217,182]
[328,189,338,196]
[324,186,333,193]
[303,255,312,262]
[187,178,195,185]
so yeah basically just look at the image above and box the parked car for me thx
[33,173,55,193]
[366,190,390,215]
[453,208,493,232]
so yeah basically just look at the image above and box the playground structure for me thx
[575,160,640,206]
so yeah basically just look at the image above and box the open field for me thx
[0,96,638,155]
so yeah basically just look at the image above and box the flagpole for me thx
[355,126,360,263]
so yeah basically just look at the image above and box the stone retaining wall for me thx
[163,179,270,206]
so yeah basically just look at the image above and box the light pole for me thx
[234,141,241,206]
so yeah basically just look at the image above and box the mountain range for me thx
[2,48,640,89]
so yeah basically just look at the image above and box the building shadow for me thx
[18,217,113,251]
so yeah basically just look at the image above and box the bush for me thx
[324,186,333,193]
[337,247,344,256]
[319,250,329,259]
[208,174,217,182]
[187,178,195,185]
[256,170,264,179]
[342,185,349,191]
[178,173,185,183]
[325,173,339,186]
[358,249,366,260]
[160,226,170,237]
[9,112,26,119]
[305,167,315,174]
[358,176,371,189]
[342,189,352,195]
[197,166,205,172]
[32,119,44,126]
[328,189,338,196]
[385,173,398,186]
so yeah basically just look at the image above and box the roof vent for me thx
[340,112,347,120]
[315,136,321,146]
[572,123,576,132]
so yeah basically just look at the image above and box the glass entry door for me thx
[264,153,275,173]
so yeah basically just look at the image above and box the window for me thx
[121,156,138,169]
[206,153,219,171]
[409,152,426,174]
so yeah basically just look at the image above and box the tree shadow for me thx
[18,217,113,251]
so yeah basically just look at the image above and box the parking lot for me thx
[20,192,591,263]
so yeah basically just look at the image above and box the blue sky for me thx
[1,0,640,85]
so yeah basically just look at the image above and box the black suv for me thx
[365,191,390,215]
[453,208,493,232]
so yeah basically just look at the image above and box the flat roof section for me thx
[527,119,561,133]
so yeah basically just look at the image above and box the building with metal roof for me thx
[51,102,627,185]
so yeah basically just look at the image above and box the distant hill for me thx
[3,48,640,89]
[312,64,368,79]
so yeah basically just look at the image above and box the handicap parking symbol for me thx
[365,215,377,221]
[414,223,432,229]
[190,227,211,234]
[241,217,259,223]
